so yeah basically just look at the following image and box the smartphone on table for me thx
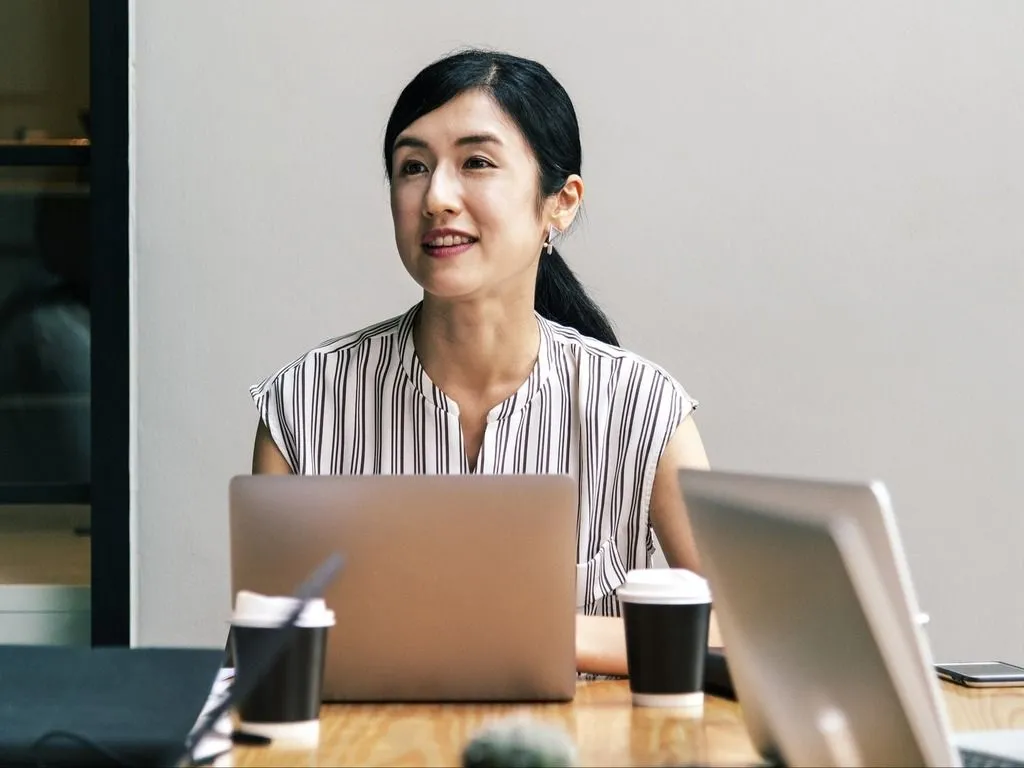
[935,661,1024,688]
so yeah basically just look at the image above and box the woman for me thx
[250,49,709,677]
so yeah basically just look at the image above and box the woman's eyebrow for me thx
[392,132,504,153]
[454,133,503,147]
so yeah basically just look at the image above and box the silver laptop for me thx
[680,468,1024,767]
[229,474,578,702]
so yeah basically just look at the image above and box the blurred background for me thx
[0,0,93,648]
[1,2,1020,666]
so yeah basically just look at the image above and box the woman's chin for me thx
[411,274,483,301]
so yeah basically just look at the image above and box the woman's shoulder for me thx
[541,315,697,405]
[251,307,414,396]
[309,311,410,359]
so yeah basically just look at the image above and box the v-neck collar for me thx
[397,302,557,421]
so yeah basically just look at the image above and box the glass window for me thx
[0,0,91,648]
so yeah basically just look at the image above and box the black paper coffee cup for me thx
[229,591,334,745]
[617,569,711,709]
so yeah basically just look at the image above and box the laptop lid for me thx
[679,468,959,767]
[229,474,578,702]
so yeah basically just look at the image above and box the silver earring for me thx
[543,225,557,255]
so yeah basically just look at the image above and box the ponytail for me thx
[535,248,619,346]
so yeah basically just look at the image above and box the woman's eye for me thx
[464,157,494,170]
[400,161,427,176]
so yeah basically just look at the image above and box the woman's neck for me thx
[414,293,540,397]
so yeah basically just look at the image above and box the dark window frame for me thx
[0,143,90,166]
[88,0,130,647]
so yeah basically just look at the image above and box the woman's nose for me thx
[422,166,462,218]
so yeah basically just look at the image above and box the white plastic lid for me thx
[230,590,335,628]
[615,568,711,605]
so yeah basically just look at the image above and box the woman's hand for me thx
[575,615,629,677]
[575,611,724,677]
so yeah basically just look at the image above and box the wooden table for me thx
[234,680,1024,767]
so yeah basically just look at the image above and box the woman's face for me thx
[390,90,550,303]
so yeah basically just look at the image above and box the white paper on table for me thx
[187,667,235,764]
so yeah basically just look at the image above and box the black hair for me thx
[383,49,619,346]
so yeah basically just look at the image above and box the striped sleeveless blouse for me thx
[250,303,698,617]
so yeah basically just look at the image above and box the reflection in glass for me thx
[0,0,92,650]
[0,180,90,485]
[0,0,91,488]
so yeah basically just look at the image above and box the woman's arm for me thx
[576,611,723,677]
[648,416,709,572]
[575,417,711,676]
[576,615,629,676]
[252,419,293,474]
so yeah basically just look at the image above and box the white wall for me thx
[132,1,1024,661]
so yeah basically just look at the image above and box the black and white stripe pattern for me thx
[251,304,697,616]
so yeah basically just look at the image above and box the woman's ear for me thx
[550,174,584,232]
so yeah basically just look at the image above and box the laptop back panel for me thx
[680,469,960,767]
[229,474,578,702]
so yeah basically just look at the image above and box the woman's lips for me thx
[423,241,476,258]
